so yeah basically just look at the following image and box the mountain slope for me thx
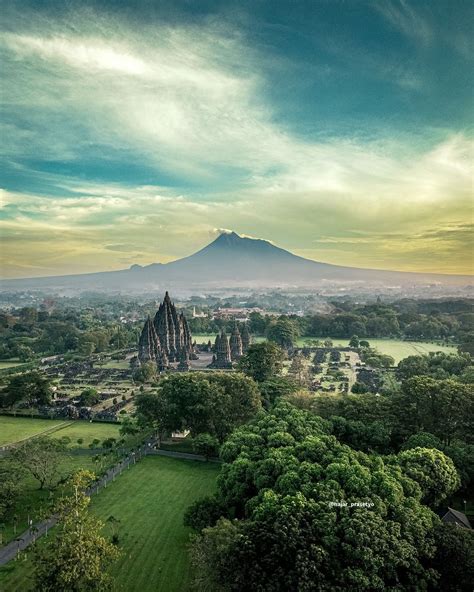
[0,231,471,292]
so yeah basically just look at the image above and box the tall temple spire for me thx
[143,292,195,366]
[240,323,251,352]
[138,317,159,360]
[230,322,243,360]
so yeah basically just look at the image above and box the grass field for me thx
[0,360,25,369]
[0,417,121,448]
[0,416,67,446]
[0,456,220,592]
[50,421,121,448]
[193,334,456,363]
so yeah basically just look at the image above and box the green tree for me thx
[258,376,299,408]
[79,387,99,406]
[1,371,52,407]
[193,433,220,460]
[430,523,474,592]
[398,447,460,506]
[12,437,65,490]
[188,404,440,592]
[238,342,285,383]
[0,458,24,521]
[392,377,474,444]
[135,372,261,442]
[267,318,299,350]
[132,361,157,383]
[33,470,120,591]
[349,335,360,348]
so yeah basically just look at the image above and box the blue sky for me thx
[0,0,473,277]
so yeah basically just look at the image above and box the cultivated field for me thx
[194,334,456,363]
[0,456,220,592]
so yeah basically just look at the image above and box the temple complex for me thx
[137,292,195,370]
[208,323,251,368]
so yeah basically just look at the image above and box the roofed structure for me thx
[442,508,472,529]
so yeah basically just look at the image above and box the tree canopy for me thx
[238,342,285,383]
[187,403,454,591]
[135,372,261,441]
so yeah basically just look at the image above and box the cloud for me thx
[0,4,472,277]
[373,0,433,46]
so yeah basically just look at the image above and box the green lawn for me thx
[0,416,67,446]
[193,334,456,363]
[0,360,25,369]
[0,456,220,592]
[0,417,121,448]
[50,421,121,448]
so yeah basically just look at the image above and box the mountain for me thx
[0,231,472,293]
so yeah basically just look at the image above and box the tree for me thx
[351,381,369,394]
[267,318,299,350]
[1,371,52,407]
[135,372,261,442]
[430,523,474,592]
[12,437,65,490]
[79,387,99,407]
[258,377,299,408]
[193,433,219,460]
[0,458,24,521]
[119,417,140,438]
[188,404,441,592]
[33,470,120,591]
[288,353,309,386]
[132,361,157,383]
[392,377,474,444]
[238,342,285,383]
[398,447,460,506]
[349,335,360,348]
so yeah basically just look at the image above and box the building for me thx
[137,292,196,370]
[441,508,472,529]
[208,323,251,369]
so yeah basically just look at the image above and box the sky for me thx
[0,0,473,278]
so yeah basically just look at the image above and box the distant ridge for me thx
[1,231,472,292]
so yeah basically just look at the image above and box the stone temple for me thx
[138,292,196,371]
[208,323,251,369]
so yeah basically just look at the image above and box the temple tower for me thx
[208,330,232,368]
[138,317,160,363]
[146,291,195,365]
[240,323,251,352]
[230,323,243,361]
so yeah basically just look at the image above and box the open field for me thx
[0,456,220,592]
[0,416,67,446]
[0,416,121,448]
[50,421,121,448]
[194,334,456,363]
[0,360,25,369]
